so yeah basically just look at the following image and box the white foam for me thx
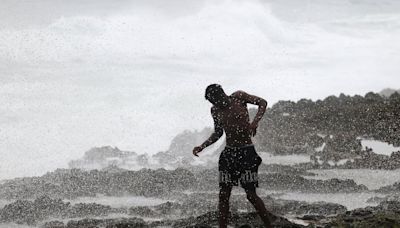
[259,152,310,165]
[361,139,400,156]
[315,143,326,152]
[66,195,170,208]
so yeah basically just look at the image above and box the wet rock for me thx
[230,194,347,217]
[254,92,400,155]
[0,167,197,200]
[128,206,159,217]
[42,220,65,228]
[271,200,346,216]
[143,196,216,218]
[339,150,400,170]
[259,173,368,193]
[327,211,400,227]
[0,195,70,225]
[320,201,400,227]
[67,202,115,218]
[366,196,387,204]
[346,208,373,217]
[376,182,400,194]
[43,212,303,228]
[163,211,305,228]
[190,169,367,193]
[375,200,400,211]
[0,195,124,225]
[298,214,325,221]
[128,193,346,221]
[65,217,147,228]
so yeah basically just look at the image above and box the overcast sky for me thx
[1,0,400,179]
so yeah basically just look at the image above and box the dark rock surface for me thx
[323,201,400,227]
[166,211,304,228]
[0,168,196,200]
[190,168,367,193]
[376,181,400,194]
[64,217,147,228]
[0,196,70,225]
[253,91,400,154]
[42,211,304,228]
[259,173,367,193]
[339,150,400,170]
[35,201,400,228]
[0,195,124,225]
[0,167,367,203]
[0,193,347,226]
[127,193,346,220]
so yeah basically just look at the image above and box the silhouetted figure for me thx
[193,84,272,228]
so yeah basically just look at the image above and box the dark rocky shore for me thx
[33,200,400,227]
[1,91,400,227]
[0,167,368,202]
[0,193,349,227]
[0,169,399,227]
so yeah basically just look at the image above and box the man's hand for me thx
[249,122,258,137]
[193,146,203,157]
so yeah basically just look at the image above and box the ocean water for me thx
[276,192,385,210]
[66,195,170,208]
[259,152,311,165]
[0,224,34,228]
[361,139,400,156]
[2,0,400,181]
[305,169,400,190]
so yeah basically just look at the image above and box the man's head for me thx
[205,84,230,107]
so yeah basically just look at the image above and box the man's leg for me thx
[245,188,272,228]
[219,185,232,228]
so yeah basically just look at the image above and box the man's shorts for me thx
[218,144,263,191]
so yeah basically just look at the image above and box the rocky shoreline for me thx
[0,167,369,201]
[1,91,400,227]
[1,186,400,227]
[40,200,400,228]
[38,200,400,227]
[0,158,399,227]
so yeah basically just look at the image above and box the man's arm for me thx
[232,90,268,125]
[193,107,224,156]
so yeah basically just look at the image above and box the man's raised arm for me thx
[193,108,224,157]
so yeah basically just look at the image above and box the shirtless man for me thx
[193,84,272,228]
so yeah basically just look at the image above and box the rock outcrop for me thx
[323,201,400,227]
[0,195,123,225]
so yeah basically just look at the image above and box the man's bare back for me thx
[212,91,255,147]
[193,89,267,154]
